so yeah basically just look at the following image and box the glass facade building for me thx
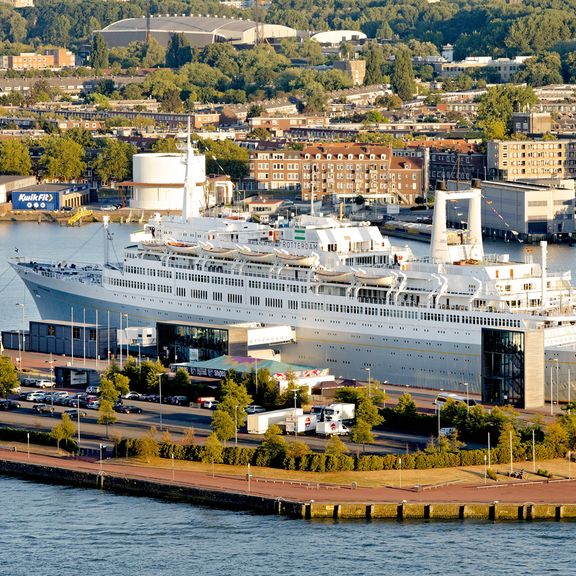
[156,321,248,364]
[482,328,526,408]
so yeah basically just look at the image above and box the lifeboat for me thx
[165,241,201,255]
[315,269,354,283]
[276,253,318,267]
[139,240,166,251]
[354,271,395,287]
[237,248,276,263]
[201,244,238,259]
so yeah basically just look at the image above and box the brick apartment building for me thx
[0,49,75,70]
[487,139,576,181]
[246,143,424,204]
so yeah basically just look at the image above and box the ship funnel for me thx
[430,182,484,263]
[182,116,206,221]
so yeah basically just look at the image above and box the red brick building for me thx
[247,143,424,205]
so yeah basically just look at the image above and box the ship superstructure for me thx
[10,128,576,405]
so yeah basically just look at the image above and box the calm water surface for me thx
[0,477,574,576]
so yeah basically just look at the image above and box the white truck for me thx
[321,403,355,423]
[247,407,303,434]
[285,413,317,435]
[316,421,350,436]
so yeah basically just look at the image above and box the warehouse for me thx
[98,15,297,48]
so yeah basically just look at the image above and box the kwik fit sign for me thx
[13,192,60,211]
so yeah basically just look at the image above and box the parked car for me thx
[201,400,219,409]
[32,403,54,414]
[116,405,143,414]
[86,386,100,395]
[165,396,188,406]
[26,392,46,402]
[246,405,266,414]
[0,399,21,410]
[21,377,37,386]
[122,391,142,400]
[86,401,100,410]
[10,385,21,394]
[64,408,88,418]
[36,380,54,389]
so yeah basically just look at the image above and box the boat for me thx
[10,126,576,405]
[200,243,237,259]
[275,252,318,267]
[237,247,277,263]
[354,270,396,287]
[315,269,354,283]
[165,240,201,254]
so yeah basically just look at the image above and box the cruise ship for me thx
[11,133,576,405]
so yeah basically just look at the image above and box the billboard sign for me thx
[12,192,60,211]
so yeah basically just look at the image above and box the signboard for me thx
[12,191,60,211]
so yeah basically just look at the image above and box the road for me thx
[4,387,431,454]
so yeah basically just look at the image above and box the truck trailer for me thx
[247,407,303,434]
[285,413,317,435]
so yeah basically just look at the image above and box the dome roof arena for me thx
[98,15,298,48]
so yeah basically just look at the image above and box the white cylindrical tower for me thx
[467,186,484,260]
[430,188,449,263]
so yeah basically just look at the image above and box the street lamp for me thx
[76,396,81,447]
[234,405,238,446]
[123,313,129,362]
[157,372,164,431]
[554,358,559,412]
[15,303,25,372]
[464,382,469,414]
[364,367,371,398]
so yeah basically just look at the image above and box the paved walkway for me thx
[2,449,575,505]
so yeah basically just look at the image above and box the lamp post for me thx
[293,390,298,436]
[123,313,129,362]
[119,312,123,369]
[554,358,559,413]
[16,303,25,372]
[26,432,29,460]
[488,430,491,469]
[484,454,487,484]
[234,405,238,446]
[99,443,103,474]
[398,457,402,488]
[171,452,175,481]
[157,372,164,431]
[137,343,142,372]
[76,396,81,447]
[464,382,469,414]
[532,428,536,473]
[364,367,371,398]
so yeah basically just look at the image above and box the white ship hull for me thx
[17,267,576,398]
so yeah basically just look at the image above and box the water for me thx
[0,477,573,576]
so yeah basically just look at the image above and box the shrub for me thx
[0,426,77,453]
[486,467,498,481]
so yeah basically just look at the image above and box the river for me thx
[0,476,573,576]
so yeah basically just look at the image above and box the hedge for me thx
[0,426,77,453]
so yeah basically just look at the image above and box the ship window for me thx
[72,327,80,340]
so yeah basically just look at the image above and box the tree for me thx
[286,439,311,458]
[201,139,250,180]
[351,419,374,448]
[151,138,180,153]
[325,435,349,455]
[160,87,183,113]
[476,85,538,138]
[0,355,19,398]
[91,32,109,71]
[217,377,252,429]
[136,427,159,462]
[211,409,236,443]
[202,432,224,468]
[363,42,386,85]
[395,393,417,418]
[391,47,415,101]
[50,413,75,452]
[165,33,192,68]
[260,424,288,462]
[0,139,31,175]
[375,94,403,110]
[40,136,86,181]
[515,53,563,87]
[93,139,137,184]
[98,373,129,435]
[142,38,166,68]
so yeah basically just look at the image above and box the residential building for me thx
[487,139,576,181]
[0,49,75,70]
[333,59,366,86]
[511,112,553,135]
[435,56,530,82]
[247,143,424,204]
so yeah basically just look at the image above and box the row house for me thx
[247,144,424,205]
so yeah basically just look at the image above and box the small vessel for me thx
[354,270,396,287]
[201,243,237,259]
[276,252,318,267]
[315,269,354,283]
[165,240,201,254]
[237,247,276,263]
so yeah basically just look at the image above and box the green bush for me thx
[486,467,497,481]
[0,426,77,453]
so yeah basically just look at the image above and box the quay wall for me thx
[2,458,576,522]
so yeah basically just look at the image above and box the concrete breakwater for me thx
[2,458,576,521]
